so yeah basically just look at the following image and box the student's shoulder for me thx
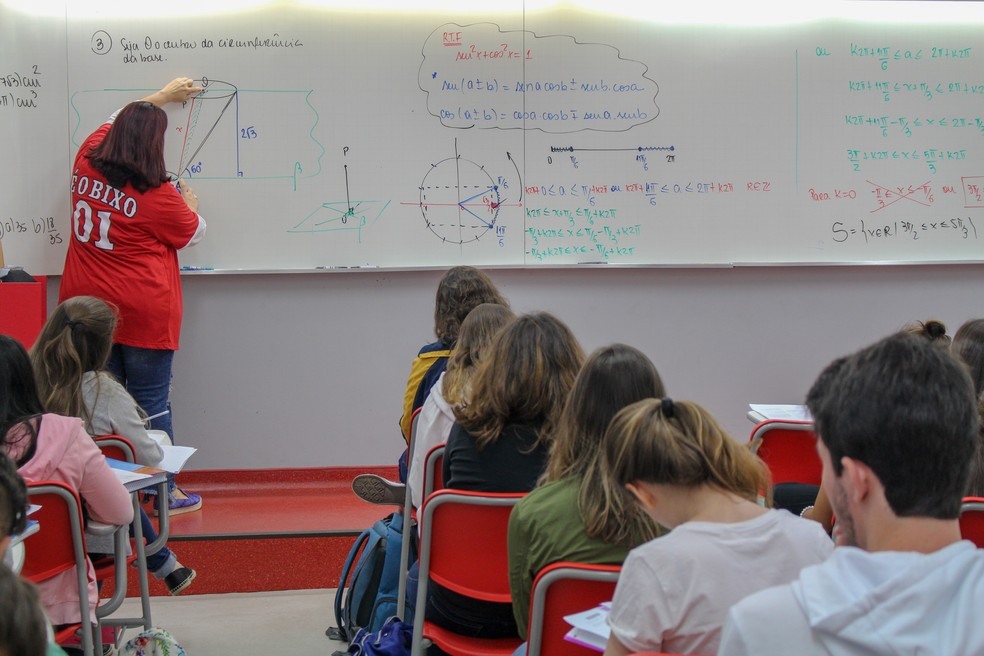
[771,509,835,552]
[722,583,808,655]
[417,339,452,357]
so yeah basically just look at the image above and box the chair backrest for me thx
[960,496,984,547]
[527,562,621,656]
[419,489,523,600]
[748,420,821,486]
[421,443,446,501]
[22,480,94,656]
[411,489,524,654]
[93,434,137,464]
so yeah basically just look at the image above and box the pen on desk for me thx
[181,266,214,271]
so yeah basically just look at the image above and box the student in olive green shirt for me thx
[507,344,665,638]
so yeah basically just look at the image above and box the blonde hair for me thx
[442,303,515,406]
[30,296,117,424]
[601,398,771,511]
[454,312,584,450]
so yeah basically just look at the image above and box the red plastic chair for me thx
[397,408,424,619]
[410,489,525,655]
[526,562,620,656]
[93,435,166,632]
[23,480,117,656]
[960,496,984,547]
[748,420,821,486]
[421,443,446,501]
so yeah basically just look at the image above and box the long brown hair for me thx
[442,303,515,406]
[86,101,169,193]
[433,266,509,344]
[601,398,771,522]
[548,344,665,547]
[30,296,117,425]
[454,312,583,450]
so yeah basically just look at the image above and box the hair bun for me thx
[925,320,947,339]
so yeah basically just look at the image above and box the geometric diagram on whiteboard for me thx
[420,159,499,245]
[417,140,517,245]
[172,78,238,179]
[288,200,392,244]
[70,82,324,184]
[867,179,933,213]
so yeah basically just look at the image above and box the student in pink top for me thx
[0,335,132,629]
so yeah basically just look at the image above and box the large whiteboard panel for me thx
[0,3,69,271]
[4,2,984,272]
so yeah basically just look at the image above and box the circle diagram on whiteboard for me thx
[419,154,501,245]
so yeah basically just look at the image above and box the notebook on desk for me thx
[106,458,168,492]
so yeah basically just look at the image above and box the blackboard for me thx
[3,2,984,273]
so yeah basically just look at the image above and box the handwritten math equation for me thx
[0,66,42,110]
[0,216,62,246]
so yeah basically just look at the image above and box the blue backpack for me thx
[329,511,417,643]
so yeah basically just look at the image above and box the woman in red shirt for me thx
[60,77,205,514]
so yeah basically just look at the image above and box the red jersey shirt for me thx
[60,123,201,350]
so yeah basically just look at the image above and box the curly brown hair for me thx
[433,266,509,344]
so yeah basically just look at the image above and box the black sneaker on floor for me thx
[165,566,197,595]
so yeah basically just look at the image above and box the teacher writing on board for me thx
[59,77,206,514]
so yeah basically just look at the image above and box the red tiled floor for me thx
[115,466,403,596]
[165,466,400,538]
[107,534,359,598]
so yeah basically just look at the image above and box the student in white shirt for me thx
[601,398,832,656]
[721,332,984,655]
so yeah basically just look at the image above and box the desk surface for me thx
[107,458,168,492]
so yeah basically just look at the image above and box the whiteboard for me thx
[4,1,984,273]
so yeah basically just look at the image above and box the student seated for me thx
[800,319,953,532]
[602,398,833,656]
[0,452,69,656]
[0,335,133,628]
[353,265,510,503]
[0,563,49,656]
[952,318,984,495]
[721,332,984,655]
[31,296,195,595]
[425,312,584,639]
[507,344,664,640]
[0,450,28,567]
[408,303,515,510]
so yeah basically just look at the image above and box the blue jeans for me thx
[106,344,178,497]
[106,344,174,440]
[137,508,176,577]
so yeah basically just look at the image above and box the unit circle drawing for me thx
[419,154,501,245]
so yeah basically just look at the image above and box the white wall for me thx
[46,265,984,470]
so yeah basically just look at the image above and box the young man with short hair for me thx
[720,332,984,655]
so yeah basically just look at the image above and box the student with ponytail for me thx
[601,398,832,656]
[31,296,196,595]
